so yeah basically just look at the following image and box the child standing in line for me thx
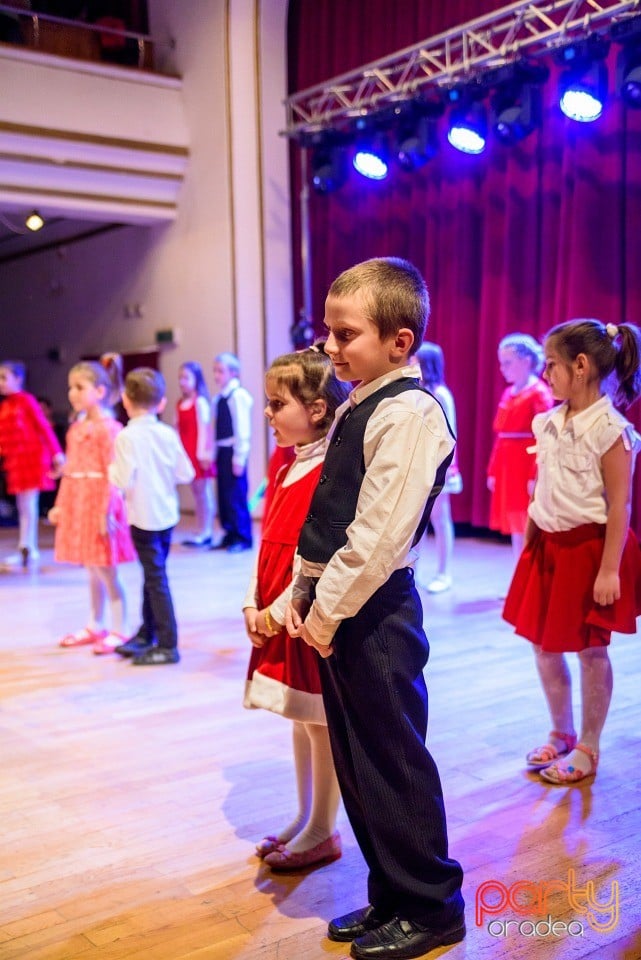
[487,334,553,564]
[211,352,253,552]
[287,258,465,960]
[0,360,65,567]
[504,319,641,784]
[176,361,216,547]
[416,342,462,594]
[109,368,195,665]
[50,360,135,654]
[243,346,349,871]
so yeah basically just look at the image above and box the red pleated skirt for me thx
[503,523,641,652]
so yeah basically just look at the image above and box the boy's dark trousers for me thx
[130,525,178,650]
[216,446,252,547]
[318,567,464,928]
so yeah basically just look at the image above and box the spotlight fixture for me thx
[487,60,549,144]
[447,99,487,155]
[612,15,641,109]
[388,98,442,170]
[25,210,44,231]
[310,139,349,194]
[554,34,610,122]
[352,126,389,180]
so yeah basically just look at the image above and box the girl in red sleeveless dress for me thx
[49,360,135,654]
[487,333,553,565]
[176,362,215,547]
[242,345,349,870]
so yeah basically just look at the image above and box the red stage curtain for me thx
[288,0,641,532]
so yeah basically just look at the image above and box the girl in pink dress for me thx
[487,333,553,564]
[242,345,349,870]
[176,361,215,547]
[49,360,136,654]
[0,360,65,567]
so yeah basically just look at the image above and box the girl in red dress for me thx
[0,360,65,567]
[504,319,641,784]
[242,345,349,870]
[49,360,136,654]
[176,361,215,547]
[487,333,553,563]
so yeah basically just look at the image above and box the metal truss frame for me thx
[285,0,641,136]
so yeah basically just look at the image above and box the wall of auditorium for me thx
[0,0,292,494]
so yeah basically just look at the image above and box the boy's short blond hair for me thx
[124,368,165,409]
[328,257,430,354]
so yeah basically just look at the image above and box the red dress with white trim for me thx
[244,461,325,723]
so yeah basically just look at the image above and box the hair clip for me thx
[605,323,619,339]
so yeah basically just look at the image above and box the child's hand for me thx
[198,457,212,472]
[49,453,65,479]
[594,570,620,606]
[285,599,310,636]
[244,607,265,647]
[232,460,245,478]
[299,622,333,658]
[47,506,61,525]
[255,607,281,637]
[487,476,496,492]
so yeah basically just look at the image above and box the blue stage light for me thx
[352,132,389,180]
[447,102,487,154]
[555,36,609,123]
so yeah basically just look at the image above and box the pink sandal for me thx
[59,627,107,648]
[255,835,282,858]
[539,743,598,785]
[526,731,577,768]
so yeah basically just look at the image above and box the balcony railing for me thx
[0,3,163,71]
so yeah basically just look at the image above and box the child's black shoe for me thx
[132,647,180,666]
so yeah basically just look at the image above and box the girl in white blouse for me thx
[503,318,641,784]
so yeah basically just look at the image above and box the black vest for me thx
[216,392,233,441]
[298,378,455,564]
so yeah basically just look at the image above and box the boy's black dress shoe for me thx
[132,647,180,665]
[115,632,154,657]
[350,916,466,960]
[328,905,386,942]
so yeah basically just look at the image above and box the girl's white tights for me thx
[16,489,40,553]
[275,720,340,853]
[87,565,128,636]
[191,477,214,540]
[533,645,613,772]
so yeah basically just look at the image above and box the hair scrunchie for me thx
[606,323,619,339]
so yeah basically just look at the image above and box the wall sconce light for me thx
[25,211,45,231]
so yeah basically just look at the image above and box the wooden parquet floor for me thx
[1,523,640,960]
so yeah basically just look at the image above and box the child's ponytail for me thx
[611,323,641,408]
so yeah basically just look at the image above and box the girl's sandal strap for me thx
[526,731,577,767]
[539,743,598,785]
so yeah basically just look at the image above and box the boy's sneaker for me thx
[115,632,154,657]
[132,647,180,666]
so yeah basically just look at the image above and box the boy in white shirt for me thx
[109,368,195,665]
[287,258,465,960]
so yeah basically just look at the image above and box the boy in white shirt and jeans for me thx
[110,368,195,665]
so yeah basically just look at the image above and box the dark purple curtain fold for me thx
[288,0,641,532]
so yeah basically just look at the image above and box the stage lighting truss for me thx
[554,34,610,121]
[612,14,641,107]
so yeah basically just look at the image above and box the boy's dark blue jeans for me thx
[130,525,177,650]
